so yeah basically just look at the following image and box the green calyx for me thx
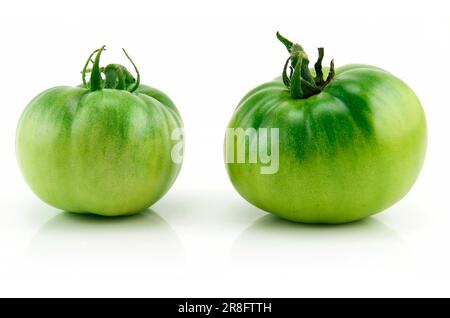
[81,46,140,92]
[277,32,335,99]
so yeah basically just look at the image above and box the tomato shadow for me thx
[27,209,185,268]
[230,213,410,273]
[153,189,265,227]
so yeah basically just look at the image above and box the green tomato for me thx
[225,33,427,224]
[16,46,183,216]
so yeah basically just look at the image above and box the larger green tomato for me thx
[225,33,427,224]
[16,46,183,216]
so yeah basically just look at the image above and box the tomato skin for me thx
[16,84,183,216]
[225,64,427,224]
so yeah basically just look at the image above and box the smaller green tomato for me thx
[16,46,183,216]
[224,33,427,224]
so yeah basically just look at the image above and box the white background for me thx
[0,0,449,297]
